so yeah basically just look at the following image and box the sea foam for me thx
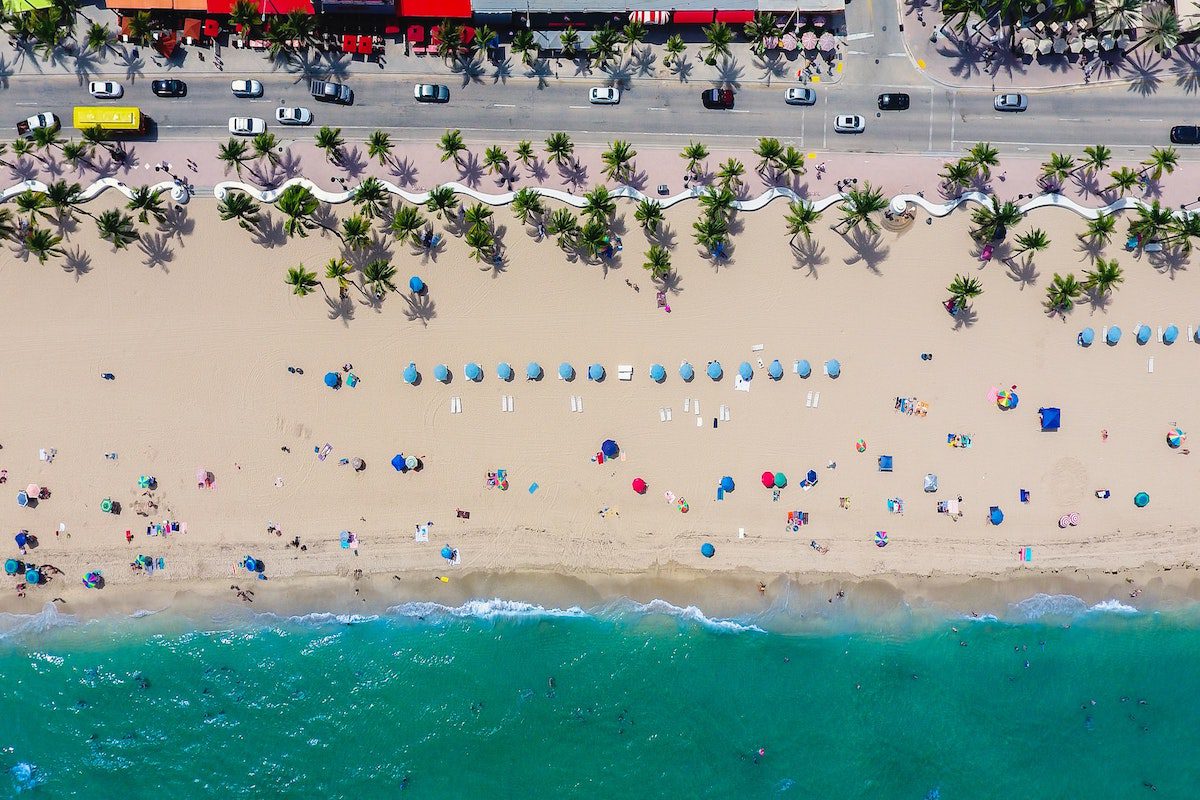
[0,603,76,641]
[385,598,588,622]
[1011,593,1140,620]
[597,598,765,634]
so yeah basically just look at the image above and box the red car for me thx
[701,88,734,109]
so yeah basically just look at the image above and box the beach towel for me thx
[414,525,429,543]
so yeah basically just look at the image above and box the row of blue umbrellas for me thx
[1080,325,1182,347]
[394,360,841,384]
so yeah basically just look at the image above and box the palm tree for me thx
[285,264,320,297]
[681,141,709,177]
[969,197,1024,241]
[1107,166,1139,194]
[229,0,258,43]
[352,177,389,220]
[425,185,458,219]
[438,129,467,164]
[1044,272,1083,315]
[700,21,733,64]
[836,183,888,234]
[362,258,398,297]
[472,25,498,58]
[693,214,729,254]
[127,186,166,225]
[1076,145,1112,176]
[1040,153,1075,188]
[218,138,251,176]
[464,203,493,232]
[716,158,745,191]
[514,140,535,169]
[390,205,426,245]
[80,126,115,158]
[1079,215,1116,246]
[30,125,64,160]
[1137,4,1180,53]
[125,11,154,46]
[251,132,281,166]
[483,145,509,177]
[621,20,646,51]
[784,201,822,245]
[1129,200,1173,243]
[276,184,319,239]
[558,27,581,59]
[341,214,371,250]
[85,22,113,55]
[465,223,496,262]
[1097,0,1142,32]
[743,11,780,56]
[314,126,344,163]
[14,190,52,225]
[366,130,393,167]
[60,140,91,171]
[436,20,464,61]
[664,34,687,66]
[0,209,16,243]
[546,208,579,249]
[95,209,139,250]
[1012,228,1050,263]
[776,147,806,180]
[753,137,784,175]
[544,132,575,166]
[699,186,736,221]
[940,159,976,192]
[1082,257,1124,295]
[324,257,352,298]
[218,190,260,231]
[511,28,536,65]
[1140,146,1178,181]
[635,199,665,234]
[947,274,984,306]
[582,186,616,225]
[601,140,637,183]
[967,142,1001,178]
[1166,212,1200,252]
[574,219,609,260]
[511,188,545,226]
[23,226,65,264]
[588,25,620,68]
[644,244,672,278]
[45,180,86,221]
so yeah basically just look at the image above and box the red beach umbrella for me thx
[632,477,647,494]
[761,471,775,488]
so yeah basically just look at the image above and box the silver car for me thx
[231,79,264,98]
[413,84,450,103]
[88,81,123,99]
[589,87,621,105]
[275,107,312,125]
[994,93,1028,112]
[784,87,816,106]
[833,114,865,134]
[228,117,266,136]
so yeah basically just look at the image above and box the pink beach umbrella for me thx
[818,32,836,52]
[196,468,211,487]
[25,484,39,498]
[800,31,817,50]
[782,32,798,51]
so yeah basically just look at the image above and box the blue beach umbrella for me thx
[650,363,666,383]
[680,361,695,381]
[25,569,39,585]
[1078,327,1095,346]
[989,506,1004,525]
[465,362,482,382]
[434,364,449,383]
[1106,326,1122,344]
[739,362,753,381]
[559,362,575,380]
[1164,325,1179,345]
[4,559,18,575]
[601,439,619,458]
[408,275,425,294]
[768,359,783,380]
[16,491,28,507]
[588,364,605,381]
[797,359,812,378]
[403,362,418,385]
[1136,325,1151,345]
[391,454,407,472]
[497,362,514,381]
[806,469,818,484]
[14,532,27,549]
[526,362,542,380]
[324,371,340,389]
[720,476,735,492]
[243,558,258,572]
[700,543,715,558]
[825,359,841,378]
[440,545,454,559]
[707,361,723,380]
[1134,491,1150,508]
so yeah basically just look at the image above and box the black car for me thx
[701,88,735,109]
[1170,125,1199,144]
[877,93,909,111]
[151,79,187,98]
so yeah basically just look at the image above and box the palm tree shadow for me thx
[603,59,633,89]
[0,54,13,88]
[73,50,100,84]
[1122,49,1163,97]
[401,292,437,325]
[390,156,419,187]
[656,269,684,296]
[715,56,743,89]
[937,32,985,81]
[277,148,304,180]
[338,146,367,179]
[457,151,484,187]
[1171,51,1200,94]
[138,231,174,270]
[525,58,553,89]
[252,212,287,248]
[449,54,486,86]
[159,205,194,241]
[650,224,676,249]
[558,161,588,189]
[1085,287,1114,313]
[325,292,356,324]
[1150,246,1188,279]
[413,236,445,264]
[753,53,788,84]
[9,158,39,182]
[952,304,979,329]
[117,50,145,83]
[792,236,827,277]
[526,158,549,183]
[491,56,513,84]
[311,205,339,235]
[630,45,657,77]
[842,227,889,274]
[62,245,92,280]
[344,233,393,270]
[1005,256,1040,289]
[672,54,694,83]
[1075,237,1104,262]
[1071,169,1102,198]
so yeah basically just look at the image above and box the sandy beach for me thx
[1,184,1198,616]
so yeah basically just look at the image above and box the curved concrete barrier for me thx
[0,178,188,205]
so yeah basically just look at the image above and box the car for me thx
[231,79,264,98]
[228,117,266,136]
[784,87,816,106]
[833,114,865,133]
[310,79,353,104]
[275,107,313,126]
[414,83,450,103]
[151,79,187,98]
[88,81,124,99]
[701,88,735,109]
[994,93,1028,112]
[877,93,910,111]
[588,86,620,105]
[16,112,59,137]
[1169,125,1200,144]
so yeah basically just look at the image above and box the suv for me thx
[310,79,353,104]
[833,114,865,133]
[1169,125,1199,144]
[701,88,734,109]
[877,93,909,111]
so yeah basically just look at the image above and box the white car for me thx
[589,86,621,105]
[784,87,816,106]
[994,93,1028,112]
[231,79,264,98]
[228,117,266,136]
[833,114,865,134]
[275,107,312,125]
[88,81,123,99]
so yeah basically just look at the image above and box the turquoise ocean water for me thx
[1,592,1198,798]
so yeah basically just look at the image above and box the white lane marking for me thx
[568,105,588,109]
[845,32,875,41]
[730,109,750,114]
[887,52,908,57]
[952,139,1184,150]
[927,88,934,151]
[1058,118,1082,122]
[1138,118,1163,122]
[492,103,515,108]
[648,106,668,111]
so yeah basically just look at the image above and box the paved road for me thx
[6,71,1197,159]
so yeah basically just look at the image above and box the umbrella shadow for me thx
[842,228,888,274]
[791,236,827,277]
[138,231,174,270]
[62,245,92,280]
[1005,256,1040,290]
[401,292,437,326]
[390,156,419,187]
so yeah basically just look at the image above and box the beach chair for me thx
[878,455,894,472]
[887,498,904,514]
[618,365,634,381]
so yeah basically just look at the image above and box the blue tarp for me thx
[878,455,894,472]
[1039,407,1061,431]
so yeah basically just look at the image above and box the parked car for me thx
[275,107,313,126]
[414,83,450,103]
[994,93,1028,112]
[16,112,59,137]
[310,79,353,104]
[1169,125,1200,144]
[877,93,909,111]
[228,117,266,136]
[701,88,735,109]
[151,79,187,98]
[588,86,620,105]
[231,79,264,98]
[784,87,816,106]
[833,114,865,133]
[88,81,123,99]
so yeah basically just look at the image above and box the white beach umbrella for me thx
[1022,37,1038,55]
[1116,34,1131,51]
[1053,37,1067,54]
[1101,33,1115,50]
[1084,35,1099,51]
[1069,38,1083,53]
[1038,38,1053,55]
